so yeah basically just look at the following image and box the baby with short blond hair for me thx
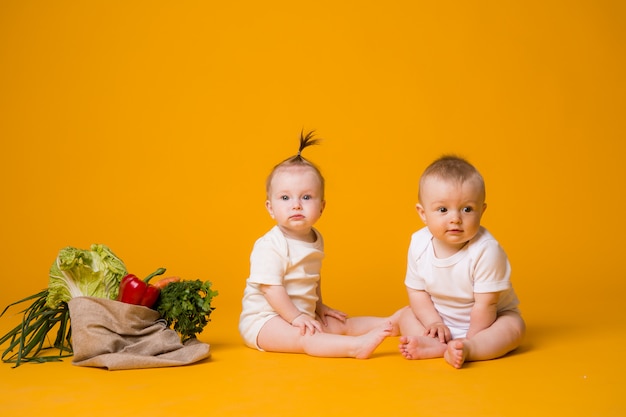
[398,155,525,368]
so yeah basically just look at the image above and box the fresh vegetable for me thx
[46,244,127,308]
[0,243,125,366]
[1,243,218,367]
[117,268,166,308]
[0,290,73,366]
[155,279,218,342]
[153,276,181,289]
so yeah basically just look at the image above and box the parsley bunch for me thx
[155,279,218,342]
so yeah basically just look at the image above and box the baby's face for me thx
[265,165,325,241]
[416,176,486,254]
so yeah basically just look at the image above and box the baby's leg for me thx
[257,316,393,359]
[396,307,447,359]
[399,335,447,360]
[396,305,427,336]
[325,306,408,337]
[444,310,525,368]
[443,339,468,368]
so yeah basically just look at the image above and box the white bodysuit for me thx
[404,226,520,339]
[239,225,324,349]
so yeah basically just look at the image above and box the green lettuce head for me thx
[46,244,127,308]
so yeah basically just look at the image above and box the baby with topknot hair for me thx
[239,131,402,358]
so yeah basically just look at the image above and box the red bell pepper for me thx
[117,267,166,308]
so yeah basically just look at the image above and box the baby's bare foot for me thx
[354,322,393,359]
[388,306,410,337]
[444,339,468,369]
[398,335,447,360]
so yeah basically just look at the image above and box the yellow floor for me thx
[1,313,624,417]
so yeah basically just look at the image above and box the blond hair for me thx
[419,155,485,202]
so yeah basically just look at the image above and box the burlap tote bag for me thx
[68,297,211,370]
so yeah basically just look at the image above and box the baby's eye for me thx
[462,207,473,213]
[280,195,289,201]
[437,207,447,213]
[303,195,311,200]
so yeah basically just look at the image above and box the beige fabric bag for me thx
[68,297,211,370]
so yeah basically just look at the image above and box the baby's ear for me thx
[415,204,427,223]
[265,200,275,218]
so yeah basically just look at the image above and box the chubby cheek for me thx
[421,212,436,226]
[431,220,448,233]
[429,217,451,233]
[466,221,482,235]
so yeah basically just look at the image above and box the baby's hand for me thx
[316,304,348,326]
[424,321,451,343]
[291,314,323,335]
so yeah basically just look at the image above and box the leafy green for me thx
[155,279,218,343]
[1,244,126,366]
[46,244,127,308]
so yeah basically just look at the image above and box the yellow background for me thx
[1,1,625,416]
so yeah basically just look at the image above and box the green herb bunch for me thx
[155,279,218,342]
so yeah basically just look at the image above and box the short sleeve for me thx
[248,230,288,286]
[472,239,511,294]
[404,228,431,290]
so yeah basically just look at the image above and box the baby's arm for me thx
[467,292,499,338]
[408,288,451,343]
[260,284,323,334]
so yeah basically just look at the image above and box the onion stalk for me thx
[0,289,73,367]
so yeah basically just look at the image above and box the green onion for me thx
[0,290,73,367]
